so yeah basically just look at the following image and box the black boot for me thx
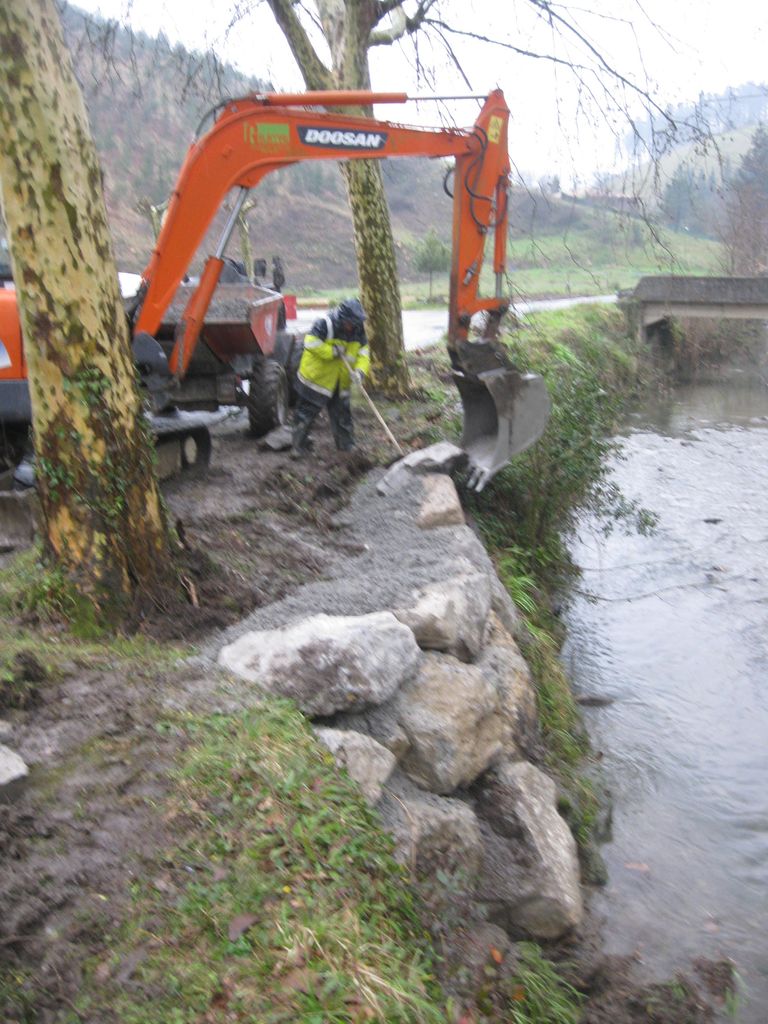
[328,390,355,451]
[291,398,318,456]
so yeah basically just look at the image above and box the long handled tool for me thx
[338,351,404,457]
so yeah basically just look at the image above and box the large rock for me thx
[376,442,467,495]
[444,525,496,577]
[396,653,504,794]
[394,571,491,662]
[378,773,484,884]
[474,760,583,939]
[341,704,411,761]
[398,442,467,473]
[259,424,293,451]
[314,726,396,804]
[478,613,539,758]
[0,744,28,802]
[416,473,465,529]
[218,612,421,717]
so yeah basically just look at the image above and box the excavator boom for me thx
[135,92,497,341]
[132,88,549,487]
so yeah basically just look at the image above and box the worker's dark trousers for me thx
[292,388,355,452]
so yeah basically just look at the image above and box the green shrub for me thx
[505,943,583,1024]
[468,304,656,582]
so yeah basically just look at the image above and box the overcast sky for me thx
[70,0,767,183]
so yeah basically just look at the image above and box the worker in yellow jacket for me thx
[292,297,371,456]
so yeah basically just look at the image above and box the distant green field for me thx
[300,198,724,305]
[397,214,722,304]
[508,224,721,298]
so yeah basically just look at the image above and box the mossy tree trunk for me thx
[340,158,407,393]
[266,0,413,395]
[0,0,175,627]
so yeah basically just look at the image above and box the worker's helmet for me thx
[336,297,366,326]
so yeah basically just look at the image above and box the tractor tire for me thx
[247,359,289,437]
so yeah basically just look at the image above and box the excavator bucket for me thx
[452,339,551,492]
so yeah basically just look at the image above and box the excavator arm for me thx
[133,89,550,488]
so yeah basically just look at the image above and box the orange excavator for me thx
[0,88,549,491]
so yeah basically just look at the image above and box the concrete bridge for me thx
[626,276,768,339]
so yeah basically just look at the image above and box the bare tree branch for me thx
[369,0,438,47]
[295,0,326,38]
[425,20,605,84]
[369,4,406,45]
[265,0,334,89]
[525,0,672,126]
[422,14,719,175]
[373,0,408,19]
[430,23,472,90]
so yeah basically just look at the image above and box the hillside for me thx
[623,83,768,198]
[507,192,721,296]
[243,158,455,290]
[61,6,728,297]
[603,123,757,226]
[62,6,268,270]
[62,6,452,289]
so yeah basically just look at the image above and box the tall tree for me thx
[413,228,450,299]
[721,125,768,274]
[265,0,439,396]
[0,0,175,628]
[661,164,695,231]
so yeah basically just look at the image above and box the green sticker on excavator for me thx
[244,122,290,148]
[487,115,502,144]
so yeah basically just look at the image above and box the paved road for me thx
[288,307,447,351]
[289,294,616,351]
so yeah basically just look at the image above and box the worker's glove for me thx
[333,344,345,359]
[351,369,364,386]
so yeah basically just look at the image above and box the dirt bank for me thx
[0,406,731,1022]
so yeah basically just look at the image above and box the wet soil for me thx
[0,408,731,1022]
[135,413,376,641]
[0,410,376,1021]
[555,924,733,1024]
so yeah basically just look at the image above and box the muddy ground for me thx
[0,406,732,1022]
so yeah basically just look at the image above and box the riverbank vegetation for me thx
[473,304,656,569]
[656,316,768,380]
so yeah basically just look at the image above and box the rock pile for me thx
[218,445,583,942]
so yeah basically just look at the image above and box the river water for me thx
[562,379,768,1019]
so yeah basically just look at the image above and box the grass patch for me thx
[0,624,188,703]
[0,543,110,639]
[505,943,584,1024]
[507,221,719,298]
[0,546,190,682]
[76,702,448,1023]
